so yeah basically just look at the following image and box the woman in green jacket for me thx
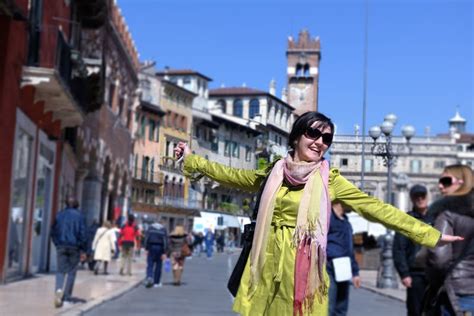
[175,111,462,316]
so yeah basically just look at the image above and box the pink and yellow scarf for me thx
[249,154,331,316]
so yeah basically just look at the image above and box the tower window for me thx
[296,63,303,77]
[304,64,310,77]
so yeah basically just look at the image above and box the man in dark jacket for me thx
[50,197,87,308]
[393,184,431,316]
[144,220,168,288]
[326,202,361,316]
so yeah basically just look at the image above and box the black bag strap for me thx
[251,173,271,221]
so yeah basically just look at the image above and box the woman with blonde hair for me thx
[426,164,474,315]
[175,111,462,316]
[168,225,190,286]
[92,221,117,275]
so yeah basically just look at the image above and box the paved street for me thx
[86,252,405,316]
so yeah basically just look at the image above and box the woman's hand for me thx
[437,234,464,246]
[174,141,190,161]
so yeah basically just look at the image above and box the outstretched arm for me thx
[175,142,266,192]
[330,169,462,248]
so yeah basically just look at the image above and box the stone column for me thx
[82,169,103,226]
[75,167,89,206]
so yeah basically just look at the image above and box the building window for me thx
[434,160,445,169]
[274,135,282,146]
[410,160,422,173]
[183,76,191,85]
[150,158,155,182]
[142,156,150,180]
[233,99,243,118]
[245,146,252,162]
[249,99,260,119]
[149,120,155,141]
[232,142,240,158]
[341,158,348,167]
[155,121,160,141]
[210,131,218,152]
[217,99,226,113]
[224,140,231,157]
[140,116,146,137]
[364,159,374,172]
[134,154,138,177]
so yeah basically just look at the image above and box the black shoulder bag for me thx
[422,237,474,316]
[227,175,269,297]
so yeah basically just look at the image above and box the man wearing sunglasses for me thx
[393,185,432,316]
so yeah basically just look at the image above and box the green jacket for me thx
[184,154,440,248]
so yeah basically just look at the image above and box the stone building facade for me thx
[130,64,166,225]
[73,0,139,226]
[0,0,109,282]
[208,86,295,162]
[154,74,198,231]
[329,111,473,236]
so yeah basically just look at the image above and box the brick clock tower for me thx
[286,29,321,115]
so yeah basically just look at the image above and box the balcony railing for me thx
[133,169,164,184]
[160,156,181,172]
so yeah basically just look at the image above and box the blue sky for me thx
[119,0,473,135]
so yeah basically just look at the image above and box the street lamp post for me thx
[369,114,415,289]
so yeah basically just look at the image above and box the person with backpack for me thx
[144,220,168,288]
[119,214,139,276]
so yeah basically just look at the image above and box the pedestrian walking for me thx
[326,202,361,316]
[393,184,431,316]
[204,229,214,259]
[85,219,100,271]
[424,164,474,316]
[92,221,116,275]
[119,214,138,276]
[168,225,189,286]
[192,232,204,257]
[144,221,168,288]
[216,231,225,253]
[50,196,87,308]
[175,111,463,316]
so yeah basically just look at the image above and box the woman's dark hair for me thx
[288,111,334,149]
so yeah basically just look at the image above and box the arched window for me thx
[233,99,243,118]
[304,64,310,77]
[217,99,226,113]
[296,63,303,77]
[249,99,260,119]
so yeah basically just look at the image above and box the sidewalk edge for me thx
[359,285,405,303]
[58,279,143,316]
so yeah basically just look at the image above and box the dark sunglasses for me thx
[305,127,333,146]
[438,176,453,187]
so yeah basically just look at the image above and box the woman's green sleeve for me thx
[329,168,441,248]
[183,154,266,192]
